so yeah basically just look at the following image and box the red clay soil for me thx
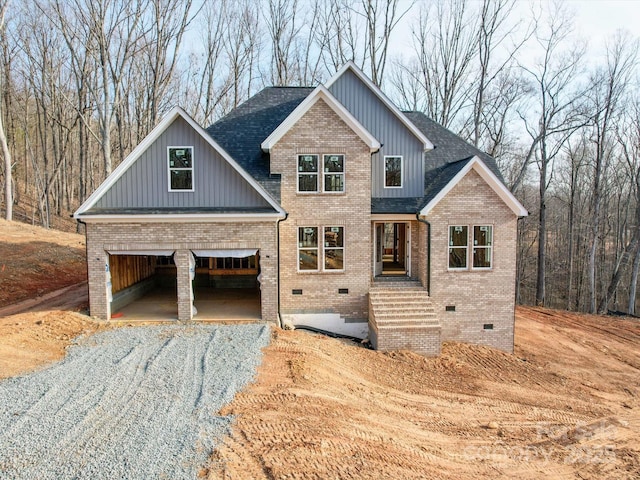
[0,219,86,307]
[208,307,640,480]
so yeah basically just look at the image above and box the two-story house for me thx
[74,62,527,356]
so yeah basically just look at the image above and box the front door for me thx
[374,222,410,277]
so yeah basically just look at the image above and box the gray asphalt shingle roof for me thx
[206,88,505,215]
[207,87,314,203]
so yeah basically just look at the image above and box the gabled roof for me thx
[325,62,434,151]
[207,87,313,202]
[261,85,380,152]
[74,107,285,219]
[419,156,528,217]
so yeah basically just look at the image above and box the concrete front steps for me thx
[368,280,442,356]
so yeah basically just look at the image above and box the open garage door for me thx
[107,251,177,320]
[190,249,261,321]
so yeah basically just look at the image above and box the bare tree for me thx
[0,0,12,220]
[516,5,587,306]
[587,33,637,314]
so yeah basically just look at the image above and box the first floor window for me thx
[298,227,318,270]
[384,156,402,187]
[323,154,345,192]
[168,146,193,191]
[449,225,468,269]
[473,225,493,268]
[298,154,318,192]
[298,226,345,272]
[324,226,344,270]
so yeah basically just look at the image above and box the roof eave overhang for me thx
[324,61,434,151]
[261,85,380,153]
[75,212,286,224]
[418,156,528,217]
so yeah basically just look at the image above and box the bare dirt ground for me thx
[208,309,640,480]
[0,218,86,306]
[1,220,638,479]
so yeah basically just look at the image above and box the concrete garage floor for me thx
[112,287,261,322]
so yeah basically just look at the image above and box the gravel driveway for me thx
[0,323,270,479]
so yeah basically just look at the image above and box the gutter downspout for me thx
[276,212,288,329]
[416,214,431,295]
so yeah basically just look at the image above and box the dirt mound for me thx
[209,308,640,480]
[0,310,104,379]
[0,219,86,307]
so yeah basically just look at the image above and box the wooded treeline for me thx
[1,0,639,315]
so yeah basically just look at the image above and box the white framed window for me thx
[168,146,194,191]
[298,227,319,271]
[323,154,345,193]
[297,154,319,192]
[448,225,468,269]
[473,225,493,269]
[384,156,402,188]
[324,226,344,270]
[298,226,345,272]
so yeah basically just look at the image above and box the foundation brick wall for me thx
[85,221,278,322]
[369,324,442,356]
[270,99,372,321]
[426,168,518,352]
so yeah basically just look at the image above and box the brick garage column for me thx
[86,233,110,320]
[174,249,193,321]
[258,253,278,323]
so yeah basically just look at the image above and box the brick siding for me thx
[426,168,518,352]
[270,99,372,321]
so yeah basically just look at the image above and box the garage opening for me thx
[107,251,177,320]
[191,249,261,321]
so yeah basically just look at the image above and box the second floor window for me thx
[385,156,402,188]
[298,154,318,192]
[323,154,344,192]
[168,146,194,191]
[298,153,346,193]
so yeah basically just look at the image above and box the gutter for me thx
[276,212,289,329]
[416,214,431,295]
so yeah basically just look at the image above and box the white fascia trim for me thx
[419,156,528,217]
[261,85,380,152]
[371,214,416,221]
[76,213,285,224]
[324,62,434,151]
[74,106,285,218]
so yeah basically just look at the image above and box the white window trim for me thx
[384,155,403,189]
[322,153,345,194]
[298,226,319,272]
[297,225,345,273]
[167,146,194,192]
[448,225,469,271]
[323,226,345,272]
[297,154,319,194]
[472,224,493,270]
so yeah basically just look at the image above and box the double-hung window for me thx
[298,227,319,270]
[298,155,319,192]
[298,226,345,272]
[323,155,344,192]
[448,226,468,269]
[384,156,402,188]
[473,226,493,268]
[168,146,194,191]
[448,225,493,270]
[324,226,344,270]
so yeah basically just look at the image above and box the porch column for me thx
[174,249,193,321]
